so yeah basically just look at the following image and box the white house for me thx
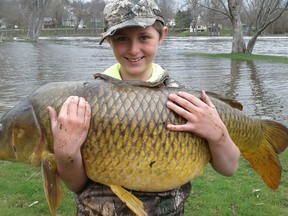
[190,16,207,32]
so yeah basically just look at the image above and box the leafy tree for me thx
[175,10,191,31]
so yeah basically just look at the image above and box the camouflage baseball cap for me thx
[99,0,165,45]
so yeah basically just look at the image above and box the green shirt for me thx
[103,63,166,82]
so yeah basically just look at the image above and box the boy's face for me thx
[107,25,167,81]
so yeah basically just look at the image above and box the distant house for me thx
[167,19,176,28]
[190,24,207,32]
[190,16,207,33]
[62,6,85,28]
[63,14,77,27]
[43,17,55,28]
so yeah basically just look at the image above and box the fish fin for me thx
[110,185,147,216]
[242,120,288,190]
[41,151,64,216]
[206,91,243,110]
[218,98,243,110]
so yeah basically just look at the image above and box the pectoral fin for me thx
[41,151,64,216]
[110,184,147,216]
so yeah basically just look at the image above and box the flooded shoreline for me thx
[0,37,287,126]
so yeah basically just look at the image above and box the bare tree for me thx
[228,0,246,52]
[27,0,52,41]
[196,0,288,53]
[185,0,203,35]
[0,0,29,29]
[70,0,89,31]
[47,0,68,30]
[242,0,288,53]
[268,10,288,34]
[156,0,176,21]
[87,0,106,31]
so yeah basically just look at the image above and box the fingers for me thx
[168,91,203,110]
[166,99,192,122]
[47,106,57,128]
[168,91,216,111]
[77,97,88,117]
[166,91,218,133]
[83,101,91,129]
[59,96,88,115]
[67,96,79,115]
[49,96,91,127]
[166,122,191,132]
[201,90,215,109]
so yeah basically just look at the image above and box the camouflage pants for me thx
[75,182,192,216]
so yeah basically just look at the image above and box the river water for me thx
[0,36,287,126]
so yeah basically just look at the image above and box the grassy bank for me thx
[1,151,288,215]
[186,151,288,215]
[191,52,288,64]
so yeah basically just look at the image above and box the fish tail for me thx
[41,151,64,216]
[262,120,288,154]
[110,185,147,216]
[243,120,288,190]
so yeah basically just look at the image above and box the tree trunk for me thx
[28,0,51,42]
[246,34,260,54]
[228,0,246,53]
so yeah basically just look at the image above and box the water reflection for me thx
[0,37,287,126]
[225,60,286,122]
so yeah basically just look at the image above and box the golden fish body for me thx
[0,74,287,216]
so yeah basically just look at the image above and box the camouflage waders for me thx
[75,181,192,216]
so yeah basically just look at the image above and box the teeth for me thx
[128,57,142,62]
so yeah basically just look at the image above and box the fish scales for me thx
[1,73,288,216]
[27,76,210,191]
[81,80,210,191]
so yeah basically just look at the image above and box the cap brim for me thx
[99,17,156,45]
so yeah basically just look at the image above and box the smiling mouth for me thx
[126,57,144,62]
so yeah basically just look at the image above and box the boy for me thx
[47,0,240,215]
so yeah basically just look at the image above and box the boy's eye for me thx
[111,35,128,42]
[139,35,149,41]
[115,36,128,42]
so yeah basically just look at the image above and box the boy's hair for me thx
[100,0,165,45]
[152,20,165,38]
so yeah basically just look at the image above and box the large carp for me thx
[0,73,287,216]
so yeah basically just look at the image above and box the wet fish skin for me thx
[3,77,212,191]
[0,74,287,216]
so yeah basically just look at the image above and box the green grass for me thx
[191,52,288,64]
[0,161,76,216]
[186,151,288,215]
[1,151,288,215]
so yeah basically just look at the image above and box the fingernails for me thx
[168,93,177,99]
[166,101,172,107]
